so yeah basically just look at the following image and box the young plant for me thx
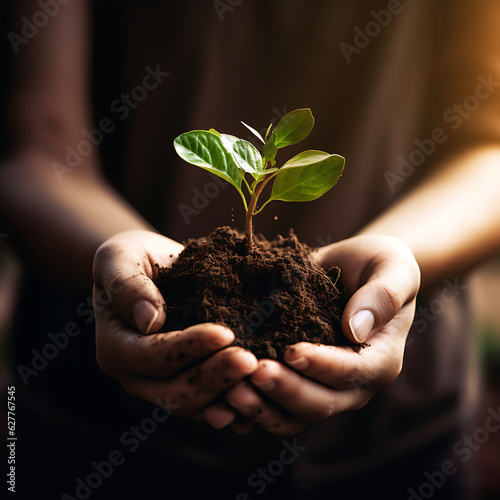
[173,108,345,249]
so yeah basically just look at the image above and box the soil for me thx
[155,226,361,360]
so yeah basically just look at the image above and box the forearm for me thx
[0,150,152,291]
[359,146,500,288]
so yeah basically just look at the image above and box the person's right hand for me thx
[93,230,258,428]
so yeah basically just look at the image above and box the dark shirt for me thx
[12,1,500,498]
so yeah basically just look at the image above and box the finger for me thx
[250,360,375,421]
[229,421,254,435]
[95,310,235,378]
[342,243,420,343]
[202,403,236,429]
[93,230,183,334]
[284,340,404,390]
[123,347,258,417]
[226,381,307,436]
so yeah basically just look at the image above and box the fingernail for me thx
[287,356,309,371]
[133,300,159,334]
[238,351,258,370]
[213,326,235,347]
[226,351,257,380]
[212,417,233,429]
[252,378,276,392]
[228,402,250,415]
[349,310,375,343]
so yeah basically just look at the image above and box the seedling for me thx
[174,108,344,249]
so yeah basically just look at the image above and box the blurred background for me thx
[1,145,499,495]
[1,2,500,499]
[470,258,500,499]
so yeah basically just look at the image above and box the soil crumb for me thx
[156,226,360,359]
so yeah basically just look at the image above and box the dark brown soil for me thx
[155,226,360,360]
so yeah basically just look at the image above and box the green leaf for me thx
[264,123,273,141]
[281,150,330,169]
[267,152,344,203]
[251,168,279,188]
[208,128,221,137]
[240,121,265,144]
[220,134,263,178]
[260,167,279,175]
[263,108,314,161]
[262,141,277,163]
[174,130,244,195]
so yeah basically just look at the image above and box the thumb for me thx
[93,230,183,334]
[342,251,420,344]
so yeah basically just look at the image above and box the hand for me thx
[93,229,258,428]
[225,234,420,435]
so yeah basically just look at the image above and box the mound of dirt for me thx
[155,226,360,359]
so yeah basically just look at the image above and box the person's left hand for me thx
[225,234,420,435]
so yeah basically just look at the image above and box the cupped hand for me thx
[225,234,420,435]
[93,230,258,428]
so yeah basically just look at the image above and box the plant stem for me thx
[245,171,277,250]
[245,193,258,250]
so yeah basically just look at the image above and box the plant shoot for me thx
[174,108,344,248]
